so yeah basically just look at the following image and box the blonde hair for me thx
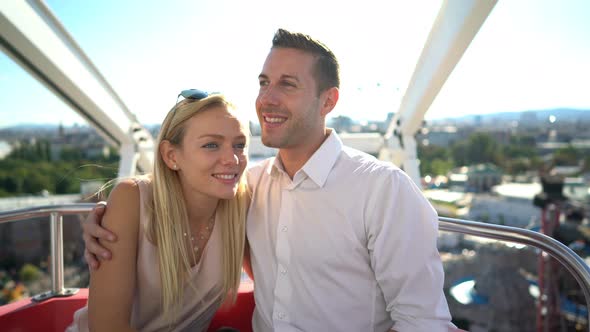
[146,94,249,321]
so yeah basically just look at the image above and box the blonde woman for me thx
[67,90,249,331]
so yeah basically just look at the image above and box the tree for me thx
[466,133,500,165]
[431,159,454,175]
[22,172,51,194]
[418,145,454,175]
[451,141,469,167]
[19,264,41,282]
[450,133,501,167]
[553,145,579,166]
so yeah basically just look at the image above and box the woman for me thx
[67,90,249,331]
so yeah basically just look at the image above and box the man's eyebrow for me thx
[281,74,300,82]
[257,74,300,82]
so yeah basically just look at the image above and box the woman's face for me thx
[173,105,248,200]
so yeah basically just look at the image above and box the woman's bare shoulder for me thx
[102,179,141,229]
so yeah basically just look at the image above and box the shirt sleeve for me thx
[366,168,455,332]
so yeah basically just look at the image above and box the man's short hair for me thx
[272,28,340,95]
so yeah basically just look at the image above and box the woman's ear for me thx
[159,140,178,170]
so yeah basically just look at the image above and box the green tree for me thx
[553,145,579,166]
[466,133,500,164]
[19,264,42,282]
[431,159,454,175]
[60,147,83,161]
[450,133,501,167]
[22,172,52,194]
[451,141,469,166]
[0,148,118,196]
[418,145,454,175]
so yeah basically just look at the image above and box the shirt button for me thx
[282,226,288,232]
[278,312,286,319]
[280,267,287,275]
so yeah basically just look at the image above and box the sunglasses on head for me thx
[175,89,222,104]
[178,89,209,101]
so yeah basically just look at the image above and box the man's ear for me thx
[159,140,178,170]
[320,87,339,117]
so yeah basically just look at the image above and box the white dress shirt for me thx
[246,130,453,332]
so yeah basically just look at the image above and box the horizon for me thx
[1,0,589,128]
[2,107,588,130]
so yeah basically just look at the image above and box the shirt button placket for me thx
[273,185,292,326]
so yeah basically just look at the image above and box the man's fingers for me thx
[94,201,107,218]
[81,201,114,270]
[82,203,116,242]
[84,233,112,260]
[84,221,117,242]
[84,249,99,270]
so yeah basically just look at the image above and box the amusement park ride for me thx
[1,0,589,331]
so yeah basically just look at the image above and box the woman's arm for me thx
[88,179,140,332]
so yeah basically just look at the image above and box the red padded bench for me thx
[0,282,255,332]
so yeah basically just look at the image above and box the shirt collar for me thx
[300,129,342,188]
[267,129,342,187]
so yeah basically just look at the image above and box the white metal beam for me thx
[380,0,497,186]
[0,0,154,175]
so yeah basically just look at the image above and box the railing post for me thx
[50,212,64,294]
[32,211,78,302]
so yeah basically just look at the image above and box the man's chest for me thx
[246,182,370,270]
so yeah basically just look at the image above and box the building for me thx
[448,163,503,193]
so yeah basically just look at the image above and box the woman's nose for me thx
[221,148,239,165]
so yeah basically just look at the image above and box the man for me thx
[83,28,455,331]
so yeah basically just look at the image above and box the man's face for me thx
[256,48,323,149]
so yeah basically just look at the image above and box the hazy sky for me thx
[1,0,588,128]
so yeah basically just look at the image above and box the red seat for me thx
[208,281,255,332]
[0,282,255,332]
[0,289,89,332]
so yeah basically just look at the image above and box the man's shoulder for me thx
[334,145,421,192]
[339,145,402,175]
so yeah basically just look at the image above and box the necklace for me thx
[184,216,215,255]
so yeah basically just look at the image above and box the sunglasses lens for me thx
[180,89,208,100]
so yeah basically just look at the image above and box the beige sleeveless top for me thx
[67,177,224,332]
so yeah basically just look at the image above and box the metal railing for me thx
[0,204,95,301]
[1,204,590,328]
[440,216,590,328]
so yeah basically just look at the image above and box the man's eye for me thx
[281,81,296,88]
[259,80,269,87]
[202,143,218,149]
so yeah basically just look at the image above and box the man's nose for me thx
[258,85,279,106]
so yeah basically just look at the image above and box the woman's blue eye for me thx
[234,143,246,149]
[202,143,218,149]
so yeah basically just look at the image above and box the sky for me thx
[0,0,589,128]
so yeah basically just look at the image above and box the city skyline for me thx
[1,0,589,129]
[2,107,588,133]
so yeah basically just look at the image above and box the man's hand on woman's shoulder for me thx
[82,202,116,270]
